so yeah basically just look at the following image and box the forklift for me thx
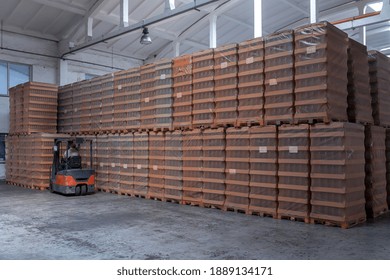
[49,137,95,195]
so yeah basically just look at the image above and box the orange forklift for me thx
[49,137,95,195]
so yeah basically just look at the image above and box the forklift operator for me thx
[64,142,80,159]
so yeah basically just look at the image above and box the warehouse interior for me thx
[1,0,390,259]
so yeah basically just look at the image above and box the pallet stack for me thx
[264,30,294,125]
[107,134,121,193]
[71,82,82,133]
[249,126,278,217]
[386,130,390,207]
[95,135,110,192]
[225,127,250,213]
[368,50,390,127]
[140,64,156,130]
[9,82,58,134]
[6,133,63,190]
[164,131,183,202]
[364,125,388,218]
[294,22,349,123]
[100,74,115,132]
[89,77,102,132]
[9,84,23,135]
[310,122,366,228]
[192,49,215,128]
[155,59,173,131]
[214,44,238,127]
[78,80,91,134]
[113,67,141,131]
[347,39,373,124]
[237,37,264,126]
[119,133,134,195]
[202,128,225,208]
[277,124,310,222]
[148,131,165,199]
[182,129,203,205]
[133,132,149,197]
[172,55,192,130]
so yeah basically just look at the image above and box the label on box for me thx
[259,146,268,153]
[100,163,104,167]
[229,169,237,174]
[289,146,299,153]
[111,163,115,168]
[137,164,142,170]
[145,97,150,103]
[153,165,158,171]
[221,62,228,69]
[177,92,182,98]
[118,85,122,90]
[246,57,254,64]
[269,79,278,86]
[306,46,317,54]
[123,164,128,169]
[64,110,67,114]
[74,108,78,113]
[160,74,166,80]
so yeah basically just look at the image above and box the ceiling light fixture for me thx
[140,27,152,45]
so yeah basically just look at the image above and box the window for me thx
[0,60,31,96]
[0,134,5,162]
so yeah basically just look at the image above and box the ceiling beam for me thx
[28,0,86,15]
[61,0,222,57]
[64,0,110,41]
[279,0,308,15]
[335,0,390,30]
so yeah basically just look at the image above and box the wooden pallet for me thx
[310,216,366,229]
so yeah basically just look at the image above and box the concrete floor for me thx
[1,181,390,260]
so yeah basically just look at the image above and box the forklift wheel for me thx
[81,185,87,196]
[75,186,81,196]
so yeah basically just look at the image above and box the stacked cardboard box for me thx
[277,124,310,222]
[225,127,250,212]
[364,125,388,218]
[249,126,278,217]
[140,64,156,130]
[368,50,390,127]
[386,130,390,207]
[9,82,58,135]
[294,22,348,123]
[114,70,130,130]
[78,80,91,134]
[202,128,225,208]
[192,49,214,128]
[108,134,121,193]
[95,135,110,192]
[148,131,165,199]
[57,84,73,134]
[89,77,103,132]
[155,59,173,131]
[119,133,134,195]
[100,74,115,132]
[113,68,141,131]
[172,55,192,130]
[183,129,203,204]
[264,30,294,124]
[164,131,183,202]
[237,37,264,126]
[214,44,238,126]
[9,84,23,135]
[5,133,64,190]
[71,82,82,133]
[310,122,366,228]
[133,132,149,196]
[347,39,373,124]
